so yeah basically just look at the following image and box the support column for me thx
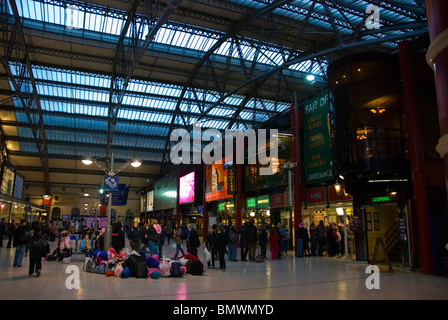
[398,41,434,274]
[290,100,303,256]
[236,164,244,245]
[426,0,448,194]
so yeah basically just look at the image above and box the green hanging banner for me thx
[302,91,333,183]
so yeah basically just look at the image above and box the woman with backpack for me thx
[25,227,49,277]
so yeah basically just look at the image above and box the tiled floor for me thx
[1,240,447,301]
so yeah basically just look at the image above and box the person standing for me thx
[0,218,6,247]
[268,228,280,260]
[13,219,29,267]
[258,224,268,258]
[79,233,93,257]
[111,222,125,253]
[6,220,15,248]
[158,224,166,258]
[309,222,317,256]
[246,219,258,262]
[165,223,173,245]
[238,222,248,261]
[315,220,326,257]
[187,223,200,257]
[174,226,186,259]
[215,226,227,271]
[205,226,217,269]
[296,223,305,257]
[280,225,291,258]
[127,221,143,252]
[26,227,48,277]
[147,222,162,256]
[226,223,238,261]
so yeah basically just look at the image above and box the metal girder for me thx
[160,0,295,171]
[2,0,51,194]
[184,23,429,134]
[106,0,182,160]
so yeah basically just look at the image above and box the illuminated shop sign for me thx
[247,197,256,208]
[371,196,391,203]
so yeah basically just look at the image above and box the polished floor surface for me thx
[1,239,447,301]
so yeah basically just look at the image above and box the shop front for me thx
[204,156,235,228]
[178,170,204,238]
[270,192,293,249]
[153,172,178,228]
[360,190,412,269]
[304,185,356,259]
[244,195,271,226]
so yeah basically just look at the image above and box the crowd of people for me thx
[0,216,346,278]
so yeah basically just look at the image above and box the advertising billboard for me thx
[303,91,333,183]
[179,171,195,204]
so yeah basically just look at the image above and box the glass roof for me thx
[3,0,427,165]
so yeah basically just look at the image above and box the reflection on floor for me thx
[1,239,447,300]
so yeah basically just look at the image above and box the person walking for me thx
[13,219,29,267]
[173,226,186,259]
[215,225,227,271]
[26,227,48,277]
[315,220,327,256]
[268,228,280,260]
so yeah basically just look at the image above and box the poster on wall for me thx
[205,156,234,202]
[179,171,195,204]
[1,166,15,197]
[302,91,333,183]
[146,191,154,212]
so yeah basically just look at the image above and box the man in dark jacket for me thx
[127,221,143,252]
[187,223,200,257]
[13,219,29,267]
[315,220,327,257]
[238,222,248,261]
[246,219,258,262]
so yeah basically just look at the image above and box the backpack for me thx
[135,260,148,278]
[123,254,144,277]
[229,229,237,243]
[121,267,130,278]
[170,261,182,278]
[94,263,107,274]
[159,262,171,277]
[190,259,204,275]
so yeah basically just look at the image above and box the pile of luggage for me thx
[83,248,204,279]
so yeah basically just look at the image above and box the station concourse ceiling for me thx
[0,0,429,201]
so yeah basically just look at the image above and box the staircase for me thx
[383,218,401,262]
